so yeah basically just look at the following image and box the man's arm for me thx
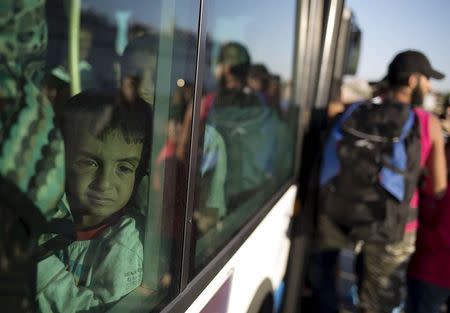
[428,114,447,198]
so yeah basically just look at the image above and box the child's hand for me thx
[193,211,217,234]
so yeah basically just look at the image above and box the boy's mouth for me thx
[86,193,114,205]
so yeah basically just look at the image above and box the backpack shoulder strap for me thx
[319,101,364,186]
[399,109,415,141]
[379,108,417,201]
[337,101,363,124]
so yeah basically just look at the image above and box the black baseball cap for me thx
[387,50,445,82]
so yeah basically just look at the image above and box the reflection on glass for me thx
[120,34,159,105]
[192,0,298,273]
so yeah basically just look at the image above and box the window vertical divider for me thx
[179,0,207,292]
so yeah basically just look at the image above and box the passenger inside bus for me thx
[2,0,200,310]
[247,63,286,119]
[191,41,296,244]
[120,34,158,106]
[174,83,229,236]
[50,25,98,91]
[176,93,228,236]
[194,124,228,234]
[267,74,286,119]
[205,42,277,210]
[36,90,152,312]
[247,63,271,98]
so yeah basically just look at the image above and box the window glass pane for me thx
[191,0,299,272]
[0,0,199,311]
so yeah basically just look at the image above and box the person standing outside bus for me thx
[361,50,447,313]
[406,139,450,313]
[311,50,447,313]
[405,78,450,313]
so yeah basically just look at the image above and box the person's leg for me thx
[309,214,353,313]
[309,249,340,313]
[355,250,364,293]
[406,277,450,313]
[359,231,416,313]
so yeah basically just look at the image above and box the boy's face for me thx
[65,129,143,226]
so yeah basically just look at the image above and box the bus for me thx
[0,0,360,312]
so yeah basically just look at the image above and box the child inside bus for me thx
[36,90,152,312]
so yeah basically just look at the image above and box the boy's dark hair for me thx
[62,90,153,176]
[62,90,152,142]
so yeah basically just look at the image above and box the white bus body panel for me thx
[185,185,297,313]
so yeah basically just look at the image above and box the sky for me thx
[82,0,450,92]
[346,0,450,92]
[210,0,297,81]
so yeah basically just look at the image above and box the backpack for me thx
[206,90,276,210]
[319,99,421,243]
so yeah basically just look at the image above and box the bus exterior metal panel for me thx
[304,0,325,110]
[344,16,362,75]
[284,1,332,312]
[182,187,297,313]
[159,180,296,313]
[333,7,352,83]
[315,0,345,109]
[293,0,312,179]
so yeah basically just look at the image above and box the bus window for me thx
[1,0,199,311]
[189,0,298,273]
[344,20,361,76]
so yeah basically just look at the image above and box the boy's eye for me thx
[76,159,98,168]
[117,163,135,174]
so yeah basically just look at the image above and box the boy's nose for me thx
[95,168,114,191]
